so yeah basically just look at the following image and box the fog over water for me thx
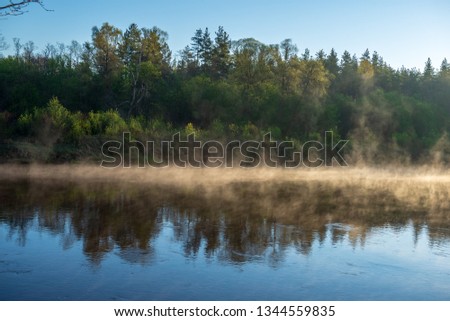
[1,165,449,300]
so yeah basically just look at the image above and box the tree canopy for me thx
[1,23,449,164]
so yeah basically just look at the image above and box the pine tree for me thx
[120,23,142,67]
[212,26,231,78]
[191,29,203,66]
[371,51,380,68]
[423,57,434,79]
[301,48,311,61]
[361,48,370,62]
[140,28,170,74]
[315,49,325,62]
[120,24,144,115]
[201,28,213,72]
[324,48,339,77]
[178,45,196,76]
[439,58,449,75]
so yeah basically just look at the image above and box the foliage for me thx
[1,24,450,164]
[87,109,128,136]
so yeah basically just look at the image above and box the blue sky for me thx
[1,0,449,70]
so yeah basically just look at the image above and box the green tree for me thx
[92,23,123,77]
[200,28,213,73]
[439,58,449,76]
[231,38,264,87]
[338,50,359,97]
[280,39,297,62]
[212,26,231,78]
[423,58,434,79]
[324,48,339,77]
[119,23,144,115]
[141,27,172,73]
[91,23,124,108]
[296,59,330,101]
[191,28,203,66]
[178,45,196,76]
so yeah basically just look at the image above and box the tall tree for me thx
[231,38,264,87]
[119,23,144,115]
[324,48,339,77]
[277,39,297,92]
[178,45,196,76]
[338,50,359,97]
[141,27,172,72]
[200,28,213,72]
[358,49,374,82]
[191,28,203,67]
[297,59,330,101]
[371,51,381,69]
[68,40,82,67]
[13,37,21,60]
[212,26,231,78]
[190,27,222,75]
[120,23,142,67]
[91,23,123,107]
[22,41,35,63]
[280,39,297,62]
[423,58,434,79]
[440,58,449,74]
[42,43,56,59]
[92,23,122,77]
[315,49,325,62]
[80,42,95,71]
[301,48,311,61]
[361,48,370,61]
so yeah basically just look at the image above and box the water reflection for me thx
[1,177,449,266]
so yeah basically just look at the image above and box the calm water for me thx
[1,175,450,300]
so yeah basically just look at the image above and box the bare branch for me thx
[0,1,52,16]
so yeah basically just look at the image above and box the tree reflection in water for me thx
[1,172,449,267]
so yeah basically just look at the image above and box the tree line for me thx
[0,23,450,164]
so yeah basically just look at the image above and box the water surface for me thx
[1,167,450,300]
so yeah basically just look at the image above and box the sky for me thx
[1,0,449,70]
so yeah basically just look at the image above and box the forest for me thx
[1,23,450,164]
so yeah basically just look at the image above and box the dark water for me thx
[1,177,450,300]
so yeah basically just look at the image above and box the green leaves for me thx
[2,23,450,164]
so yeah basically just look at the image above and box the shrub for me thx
[17,97,73,143]
[129,116,145,135]
[184,122,199,136]
[88,109,128,136]
[242,122,259,140]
